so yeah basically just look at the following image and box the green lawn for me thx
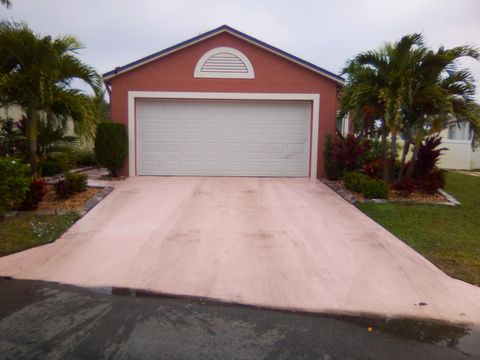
[0,212,80,257]
[358,172,480,286]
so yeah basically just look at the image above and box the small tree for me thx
[94,123,127,177]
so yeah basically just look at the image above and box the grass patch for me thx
[0,212,80,257]
[358,172,480,286]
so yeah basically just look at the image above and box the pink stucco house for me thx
[103,25,344,178]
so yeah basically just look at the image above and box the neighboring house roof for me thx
[103,25,345,84]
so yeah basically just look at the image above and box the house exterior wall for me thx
[437,126,479,170]
[0,104,23,121]
[107,32,340,178]
[0,104,93,150]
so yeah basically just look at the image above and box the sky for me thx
[2,0,480,99]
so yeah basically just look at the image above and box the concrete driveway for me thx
[0,177,479,324]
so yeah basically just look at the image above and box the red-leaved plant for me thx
[331,133,372,171]
[19,178,47,210]
[413,135,447,178]
[363,159,383,179]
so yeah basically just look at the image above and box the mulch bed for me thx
[321,178,450,205]
[389,190,446,202]
[38,185,101,211]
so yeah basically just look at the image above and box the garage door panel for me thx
[140,142,160,153]
[137,99,311,176]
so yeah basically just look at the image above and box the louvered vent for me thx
[194,47,255,79]
[201,52,248,73]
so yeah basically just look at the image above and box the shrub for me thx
[95,122,127,177]
[74,149,97,167]
[54,172,88,199]
[40,153,74,177]
[344,171,389,199]
[324,134,344,180]
[331,133,372,172]
[0,118,27,158]
[19,178,47,210]
[361,179,389,199]
[392,177,417,195]
[343,171,368,193]
[418,169,446,194]
[41,157,64,176]
[413,135,447,179]
[0,158,31,213]
[363,139,392,164]
[362,159,383,179]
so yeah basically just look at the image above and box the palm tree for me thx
[0,21,102,174]
[339,34,480,183]
[400,45,480,179]
[1,0,11,8]
[338,58,389,179]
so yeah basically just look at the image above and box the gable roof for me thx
[103,25,344,84]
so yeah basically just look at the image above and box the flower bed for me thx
[38,185,101,210]
[321,178,459,206]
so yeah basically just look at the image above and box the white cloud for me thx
[4,0,480,99]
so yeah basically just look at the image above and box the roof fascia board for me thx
[103,26,344,84]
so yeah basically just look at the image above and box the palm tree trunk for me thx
[26,108,39,176]
[396,139,410,182]
[381,128,389,182]
[388,130,398,182]
[406,131,423,179]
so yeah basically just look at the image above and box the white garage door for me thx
[136,99,311,176]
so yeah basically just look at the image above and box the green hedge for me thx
[344,171,389,199]
[361,179,389,199]
[94,122,127,177]
[344,172,367,193]
[0,158,31,214]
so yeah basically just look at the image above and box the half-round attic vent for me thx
[194,47,255,79]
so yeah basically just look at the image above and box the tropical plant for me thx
[331,133,371,172]
[361,179,389,199]
[0,117,26,157]
[344,171,389,199]
[94,122,127,177]
[36,117,78,159]
[339,33,480,183]
[19,177,47,210]
[14,115,79,176]
[0,20,102,175]
[73,149,96,167]
[1,0,11,8]
[418,169,446,194]
[323,134,344,180]
[91,92,110,123]
[0,157,31,214]
[362,159,383,179]
[392,177,417,195]
[344,171,368,193]
[54,172,87,199]
[411,135,447,179]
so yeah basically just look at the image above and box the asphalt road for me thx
[0,278,479,360]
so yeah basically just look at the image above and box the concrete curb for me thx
[43,166,97,184]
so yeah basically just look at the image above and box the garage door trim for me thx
[128,91,320,178]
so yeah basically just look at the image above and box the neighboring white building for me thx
[0,104,23,121]
[0,104,92,149]
[438,121,480,170]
